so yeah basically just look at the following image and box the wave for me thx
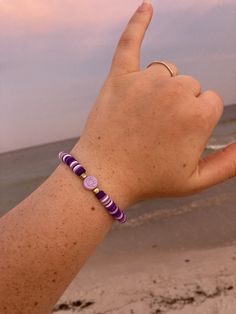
[206,137,236,151]
[206,144,228,151]
[206,143,236,151]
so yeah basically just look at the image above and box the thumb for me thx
[193,142,236,191]
[109,1,153,76]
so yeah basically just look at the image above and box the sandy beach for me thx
[52,236,236,314]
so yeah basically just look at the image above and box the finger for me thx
[192,142,236,191]
[198,90,224,127]
[171,75,201,97]
[144,61,179,79]
[110,1,153,76]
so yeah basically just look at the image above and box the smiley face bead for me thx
[83,176,98,190]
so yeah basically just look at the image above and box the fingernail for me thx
[138,0,151,12]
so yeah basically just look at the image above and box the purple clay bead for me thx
[112,208,122,218]
[119,213,127,223]
[62,153,71,162]
[58,152,66,160]
[116,211,124,220]
[65,156,76,166]
[116,211,126,222]
[100,194,109,202]
[73,164,83,172]
[61,153,70,160]
[70,161,79,169]
[109,206,119,215]
[95,191,106,200]
[107,203,117,212]
[83,176,98,190]
[101,196,111,206]
[75,167,86,176]
[105,201,115,210]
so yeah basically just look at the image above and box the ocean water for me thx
[0,104,236,218]
[206,104,236,150]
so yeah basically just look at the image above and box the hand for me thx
[72,2,236,207]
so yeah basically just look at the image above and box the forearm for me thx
[0,141,129,314]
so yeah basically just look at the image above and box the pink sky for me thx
[1,0,234,34]
[1,0,236,153]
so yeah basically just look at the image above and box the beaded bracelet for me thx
[58,152,127,223]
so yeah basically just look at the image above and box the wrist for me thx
[70,139,134,212]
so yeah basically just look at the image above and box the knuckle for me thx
[205,90,224,107]
[118,36,136,48]
[171,75,201,98]
[128,13,146,28]
[205,90,224,118]
[174,75,201,89]
[129,18,143,28]
[171,79,187,95]
[111,54,125,71]
[187,76,201,89]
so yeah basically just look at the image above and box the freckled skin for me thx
[0,163,117,313]
[1,3,236,314]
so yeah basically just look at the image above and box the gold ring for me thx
[146,61,175,77]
